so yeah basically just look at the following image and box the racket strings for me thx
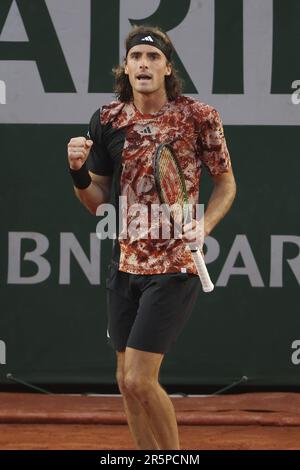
[159,148,185,206]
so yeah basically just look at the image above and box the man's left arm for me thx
[183,105,236,245]
[182,167,236,245]
[204,166,236,237]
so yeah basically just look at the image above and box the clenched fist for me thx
[67,137,93,171]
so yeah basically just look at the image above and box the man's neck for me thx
[132,91,168,115]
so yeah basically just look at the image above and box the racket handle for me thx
[189,245,214,293]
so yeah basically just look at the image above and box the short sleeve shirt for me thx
[86,96,231,274]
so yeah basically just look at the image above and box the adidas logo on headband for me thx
[141,36,154,42]
[126,33,172,60]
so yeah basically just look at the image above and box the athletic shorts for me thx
[105,264,200,354]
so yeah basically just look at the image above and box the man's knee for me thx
[117,371,151,403]
[124,373,156,405]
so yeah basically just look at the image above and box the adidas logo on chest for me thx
[136,124,157,136]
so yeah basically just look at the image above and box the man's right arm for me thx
[68,136,112,215]
[74,173,112,215]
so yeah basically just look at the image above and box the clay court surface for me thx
[0,392,299,450]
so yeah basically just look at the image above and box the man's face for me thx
[125,45,172,97]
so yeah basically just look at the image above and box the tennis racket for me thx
[154,143,214,293]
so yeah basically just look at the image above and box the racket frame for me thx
[154,142,214,293]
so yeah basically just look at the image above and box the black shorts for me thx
[105,264,200,354]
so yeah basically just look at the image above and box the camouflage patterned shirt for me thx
[87,95,231,274]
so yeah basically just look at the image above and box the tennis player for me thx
[67,25,236,450]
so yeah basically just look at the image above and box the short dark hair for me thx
[113,25,183,102]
